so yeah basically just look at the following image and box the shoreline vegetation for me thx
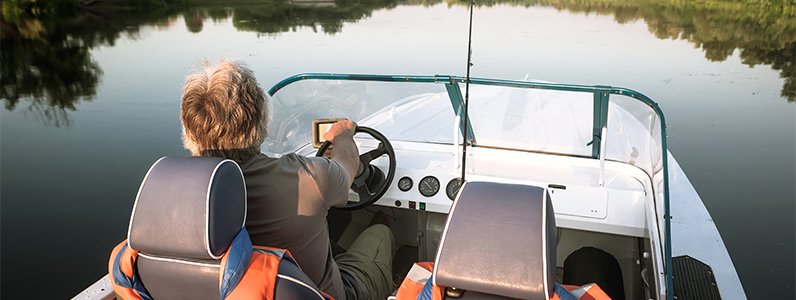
[1,0,794,126]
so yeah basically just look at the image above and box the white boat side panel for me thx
[668,153,747,299]
[548,186,608,219]
[553,189,646,237]
[71,274,114,300]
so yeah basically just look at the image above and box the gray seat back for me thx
[128,156,246,300]
[433,181,557,299]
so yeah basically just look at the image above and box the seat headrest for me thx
[128,157,247,260]
[433,181,556,299]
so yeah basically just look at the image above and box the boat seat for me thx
[433,181,557,299]
[125,156,324,299]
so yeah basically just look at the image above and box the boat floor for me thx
[393,245,419,287]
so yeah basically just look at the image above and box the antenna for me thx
[461,0,474,182]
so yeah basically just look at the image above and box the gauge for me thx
[446,178,464,200]
[398,177,413,192]
[418,176,440,197]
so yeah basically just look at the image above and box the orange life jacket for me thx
[108,230,333,300]
[395,262,611,300]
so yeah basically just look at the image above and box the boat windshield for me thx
[265,74,665,181]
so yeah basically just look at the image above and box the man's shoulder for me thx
[240,153,277,168]
[244,153,340,174]
[289,154,344,177]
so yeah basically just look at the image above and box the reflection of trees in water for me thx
[2,13,98,127]
[629,1,795,102]
[1,0,793,125]
[467,0,796,102]
[141,0,796,102]
[185,0,400,35]
[0,2,184,126]
[0,0,406,127]
[1,32,102,127]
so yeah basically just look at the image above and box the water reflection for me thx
[505,0,795,102]
[233,0,401,34]
[1,0,794,127]
[0,2,181,126]
[1,17,98,127]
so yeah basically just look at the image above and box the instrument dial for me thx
[446,178,464,200]
[398,177,413,192]
[418,176,440,197]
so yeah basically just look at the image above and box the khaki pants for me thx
[335,224,395,300]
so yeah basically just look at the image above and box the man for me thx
[180,59,394,300]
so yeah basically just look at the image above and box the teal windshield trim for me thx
[444,80,476,144]
[591,89,611,158]
[268,73,443,96]
[268,72,672,298]
[268,73,626,97]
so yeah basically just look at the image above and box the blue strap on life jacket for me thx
[554,282,578,300]
[253,247,287,258]
[219,229,254,299]
[416,275,434,300]
[112,242,154,300]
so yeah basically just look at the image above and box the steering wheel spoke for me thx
[352,179,372,197]
[360,143,387,164]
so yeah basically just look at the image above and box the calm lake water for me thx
[1,1,794,299]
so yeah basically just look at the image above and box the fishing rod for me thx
[460,0,474,182]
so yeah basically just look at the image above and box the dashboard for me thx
[348,138,651,238]
[358,140,464,214]
[297,133,652,238]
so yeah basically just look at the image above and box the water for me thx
[1,1,794,298]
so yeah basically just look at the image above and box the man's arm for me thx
[323,120,360,185]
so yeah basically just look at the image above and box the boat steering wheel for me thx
[316,126,396,210]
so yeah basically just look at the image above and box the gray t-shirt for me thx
[240,153,351,299]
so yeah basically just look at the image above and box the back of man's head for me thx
[180,59,269,160]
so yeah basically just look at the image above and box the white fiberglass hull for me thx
[668,152,746,299]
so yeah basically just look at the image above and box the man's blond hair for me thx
[180,60,269,160]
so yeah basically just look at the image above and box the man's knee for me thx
[366,224,392,238]
[365,224,394,250]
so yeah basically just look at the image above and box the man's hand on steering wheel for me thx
[323,120,357,143]
[317,121,396,210]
